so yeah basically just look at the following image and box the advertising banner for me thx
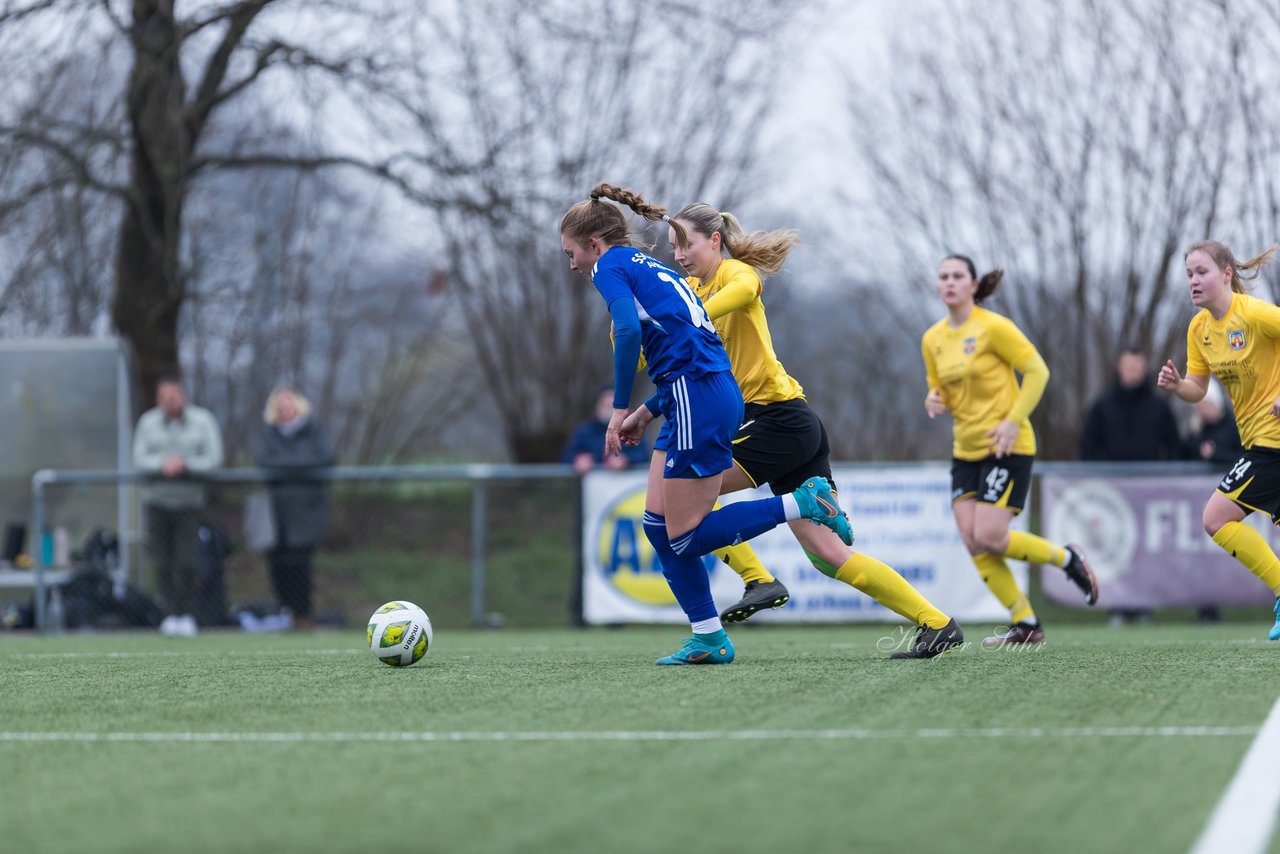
[1041,474,1277,608]
[581,464,1026,624]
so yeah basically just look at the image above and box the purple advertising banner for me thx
[1041,474,1277,608]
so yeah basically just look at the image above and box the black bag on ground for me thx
[58,528,163,629]
[60,570,164,629]
[74,528,119,574]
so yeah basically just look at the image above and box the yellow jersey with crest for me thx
[922,306,1040,461]
[689,258,804,404]
[1186,292,1280,450]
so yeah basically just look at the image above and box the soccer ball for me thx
[367,601,433,667]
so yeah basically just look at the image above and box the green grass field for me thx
[2,624,1277,854]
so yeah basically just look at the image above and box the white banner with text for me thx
[581,464,1025,624]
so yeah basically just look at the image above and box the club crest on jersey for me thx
[963,337,977,355]
[1228,330,1246,350]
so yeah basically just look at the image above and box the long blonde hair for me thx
[1184,240,1277,294]
[673,203,799,277]
[263,387,311,426]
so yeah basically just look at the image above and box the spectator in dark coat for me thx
[1181,379,1242,624]
[1080,348,1183,626]
[562,386,650,474]
[1080,348,1184,462]
[255,387,335,630]
[1186,379,1244,464]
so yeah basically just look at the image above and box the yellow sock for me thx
[1005,530,1067,567]
[972,552,1035,623]
[714,542,774,585]
[1213,521,1280,594]
[835,554,950,629]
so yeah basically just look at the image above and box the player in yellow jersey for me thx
[620,203,964,658]
[922,255,1099,648]
[1157,240,1280,640]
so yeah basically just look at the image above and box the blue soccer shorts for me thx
[651,370,743,479]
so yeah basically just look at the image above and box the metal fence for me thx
[7,459,1240,635]
[11,465,579,634]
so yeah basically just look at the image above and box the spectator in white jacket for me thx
[132,375,223,626]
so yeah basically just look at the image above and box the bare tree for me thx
[179,155,478,464]
[0,0,450,411]
[381,0,816,460]
[839,0,1280,457]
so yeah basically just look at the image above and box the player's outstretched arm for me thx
[1157,360,1209,403]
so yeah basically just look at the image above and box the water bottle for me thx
[47,587,66,634]
[52,527,69,567]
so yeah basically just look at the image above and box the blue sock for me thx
[643,512,717,623]
[668,497,786,557]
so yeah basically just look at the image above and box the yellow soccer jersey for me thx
[1186,292,1280,450]
[922,306,1044,461]
[690,258,803,405]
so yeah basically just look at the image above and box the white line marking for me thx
[0,726,1258,745]
[2,649,362,659]
[1190,693,1280,854]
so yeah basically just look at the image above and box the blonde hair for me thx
[1184,240,1277,294]
[263,387,311,426]
[673,203,799,277]
[559,182,687,249]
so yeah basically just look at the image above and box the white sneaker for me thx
[161,614,198,637]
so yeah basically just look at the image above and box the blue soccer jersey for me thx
[592,246,730,406]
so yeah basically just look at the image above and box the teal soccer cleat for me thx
[792,477,854,546]
[655,630,736,665]
[1270,597,1280,641]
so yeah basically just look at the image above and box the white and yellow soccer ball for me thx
[367,601,433,667]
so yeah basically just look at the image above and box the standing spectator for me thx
[562,386,650,474]
[255,387,335,631]
[132,375,224,634]
[1183,379,1241,624]
[1080,346,1184,462]
[1186,379,1243,464]
[1081,348,1180,625]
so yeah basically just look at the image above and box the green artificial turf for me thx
[1,624,1276,853]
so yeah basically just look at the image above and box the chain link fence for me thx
[3,466,581,634]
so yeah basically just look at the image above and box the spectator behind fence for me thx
[1080,348,1182,626]
[562,386,650,474]
[254,387,335,631]
[1186,378,1243,464]
[1182,378,1242,625]
[1080,347,1185,462]
[132,375,224,635]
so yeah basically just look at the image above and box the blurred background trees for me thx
[2,0,1279,463]
[834,0,1280,458]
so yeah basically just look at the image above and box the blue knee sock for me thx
[668,497,786,558]
[643,512,717,623]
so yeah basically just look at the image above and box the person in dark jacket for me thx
[255,387,336,630]
[1080,348,1184,462]
[1186,379,1244,464]
[1081,348,1183,625]
[562,386,650,474]
[1184,380,1238,623]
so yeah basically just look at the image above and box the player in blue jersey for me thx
[560,182,853,665]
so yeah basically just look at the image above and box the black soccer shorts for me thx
[950,453,1034,514]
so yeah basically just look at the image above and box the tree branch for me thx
[0,125,128,198]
